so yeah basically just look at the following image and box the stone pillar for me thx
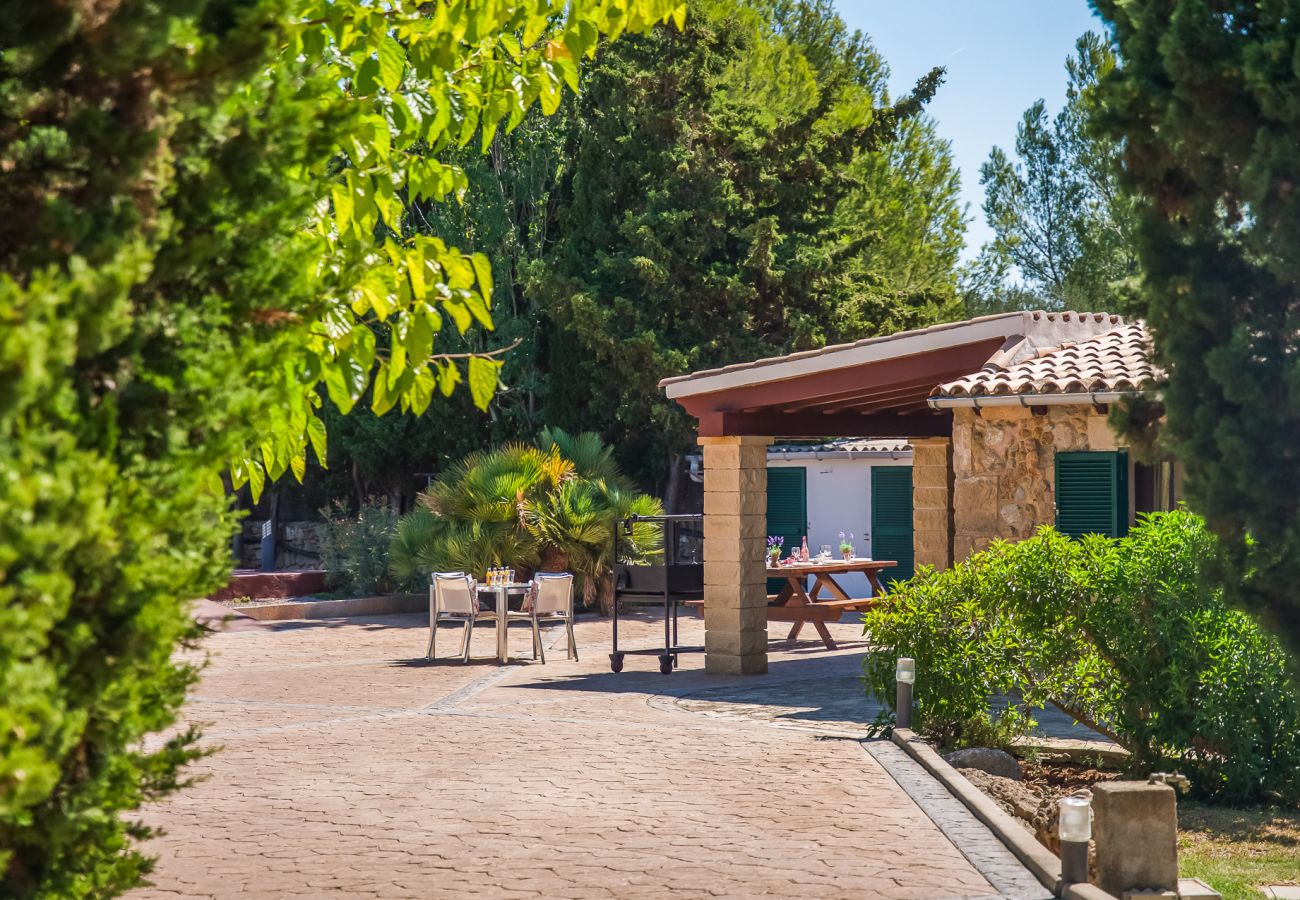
[1092,782,1179,897]
[911,436,953,572]
[700,436,772,675]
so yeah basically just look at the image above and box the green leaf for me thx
[437,360,461,397]
[307,414,328,466]
[354,56,380,95]
[290,451,307,482]
[248,459,266,503]
[371,362,398,415]
[470,253,494,305]
[467,356,502,410]
[331,183,353,235]
[406,307,434,361]
[378,37,405,92]
[409,366,436,415]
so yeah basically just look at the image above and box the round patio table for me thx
[477,582,530,663]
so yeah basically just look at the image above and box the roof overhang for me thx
[660,312,1124,439]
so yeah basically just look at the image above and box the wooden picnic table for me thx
[764,558,896,651]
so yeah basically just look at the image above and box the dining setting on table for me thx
[425,567,579,665]
[763,531,895,651]
[424,525,895,664]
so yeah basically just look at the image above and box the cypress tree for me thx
[1092,0,1300,655]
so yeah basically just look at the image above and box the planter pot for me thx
[841,550,853,561]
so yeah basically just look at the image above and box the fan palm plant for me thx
[390,429,662,610]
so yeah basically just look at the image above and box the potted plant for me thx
[838,532,855,561]
[767,536,784,566]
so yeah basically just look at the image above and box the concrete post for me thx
[911,436,953,572]
[700,436,773,675]
[1092,781,1179,897]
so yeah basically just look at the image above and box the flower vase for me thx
[841,548,853,561]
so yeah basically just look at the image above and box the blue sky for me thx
[834,0,1104,260]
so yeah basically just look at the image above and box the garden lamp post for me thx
[1059,794,1091,883]
[895,657,915,728]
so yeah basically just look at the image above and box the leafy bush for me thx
[0,0,337,892]
[864,511,1300,805]
[390,428,662,608]
[318,500,415,597]
[0,0,677,893]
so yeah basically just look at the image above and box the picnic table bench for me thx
[764,559,895,651]
[685,559,896,652]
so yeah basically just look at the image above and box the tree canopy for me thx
[1091,0,1300,656]
[966,33,1136,316]
[534,0,963,494]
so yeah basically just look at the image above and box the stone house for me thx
[926,318,1172,564]
[660,311,1169,675]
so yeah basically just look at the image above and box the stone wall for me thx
[236,519,326,570]
[951,404,1120,563]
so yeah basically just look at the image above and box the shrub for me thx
[864,511,1300,805]
[317,500,414,597]
[0,0,334,893]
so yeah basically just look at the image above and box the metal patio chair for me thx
[426,572,495,663]
[518,572,577,664]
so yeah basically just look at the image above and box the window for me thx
[1134,460,1179,515]
[1054,451,1129,538]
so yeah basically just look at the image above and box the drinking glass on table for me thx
[819,545,832,561]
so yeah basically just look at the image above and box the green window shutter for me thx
[1055,451,1129,538]
[871,466,914,584]
[766,466,806,594]
[765,466,807,552]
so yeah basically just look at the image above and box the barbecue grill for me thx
[610,513,704,674]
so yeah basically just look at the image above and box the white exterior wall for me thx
[767,453,912,598]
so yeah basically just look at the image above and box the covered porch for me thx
[660,311,1122,674]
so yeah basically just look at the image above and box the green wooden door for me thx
[1055,451,1129,538]
[766,467,807,593]
[871,466,914,585]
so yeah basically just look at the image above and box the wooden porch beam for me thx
[697,410,953,438]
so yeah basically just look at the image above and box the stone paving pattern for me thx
[132,612,1043,899]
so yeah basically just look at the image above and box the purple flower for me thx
[767,535,784,549]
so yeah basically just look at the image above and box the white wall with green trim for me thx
[768,454,912,598]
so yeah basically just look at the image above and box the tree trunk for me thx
[664,451,682,514]
[539,548,567,573]
[597,572,615,617]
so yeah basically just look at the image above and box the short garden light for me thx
[895,657,915,728]
[1058,794,1091,883]
[895,657,915,684]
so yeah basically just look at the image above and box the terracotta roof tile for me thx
[932,322,1158,398]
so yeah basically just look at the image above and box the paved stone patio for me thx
[131,611,1048,899]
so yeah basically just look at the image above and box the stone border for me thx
[222,592,425,621]
[863,740,1049,899]
[892,728,1121,900]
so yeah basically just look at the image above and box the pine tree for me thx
[968,33,1136,314]
[534,0,957,496]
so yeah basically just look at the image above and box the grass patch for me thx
[1178,803,1300,900]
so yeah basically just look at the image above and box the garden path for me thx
[130,612,1046,899]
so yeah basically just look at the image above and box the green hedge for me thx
[0,0,329,892]
[864,511,1300,806]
